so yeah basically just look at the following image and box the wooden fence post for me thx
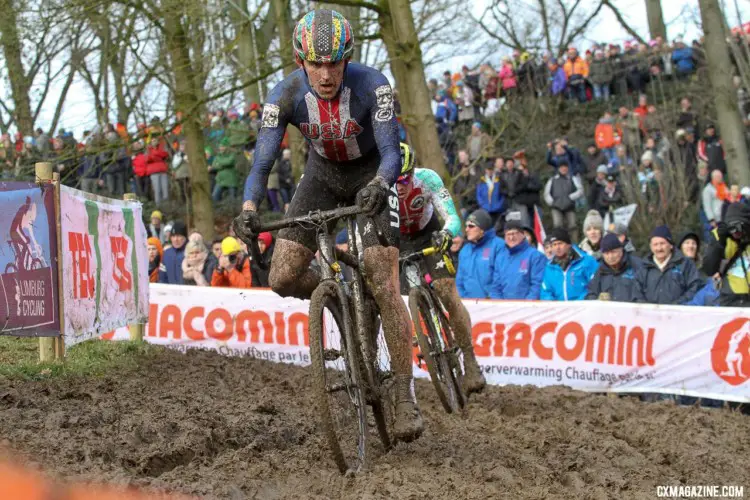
[123,193,144,342]
[36,163,57,362]
[52,173,66,360]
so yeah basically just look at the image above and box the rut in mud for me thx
[1,346,748,499]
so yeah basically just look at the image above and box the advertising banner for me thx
[107,285,750,403]
[61,187,148,347]
[0,182,60,336]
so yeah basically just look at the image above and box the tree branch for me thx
[320,0,384,16]
[601,0,647,45]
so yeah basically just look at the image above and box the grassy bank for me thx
[0,337,157,380]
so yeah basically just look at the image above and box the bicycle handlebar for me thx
[255,205,364,233]
[246,205,365,272]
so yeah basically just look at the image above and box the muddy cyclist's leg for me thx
[268,239,319,300]
[363,245,424,441]
[432,277,486,394]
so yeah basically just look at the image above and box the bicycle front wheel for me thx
[309,280,368,474]
[409,287,464,413]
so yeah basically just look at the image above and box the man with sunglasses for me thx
[397,142,486,394]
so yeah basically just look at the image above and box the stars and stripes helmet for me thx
[293,9,354,64]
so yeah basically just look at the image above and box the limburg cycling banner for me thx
[0,181,60,336]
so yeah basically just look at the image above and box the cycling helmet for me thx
[400,142,415,175]
[293,9,354,64]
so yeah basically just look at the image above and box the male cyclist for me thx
[397,143,486,393]
[233,9,423,441]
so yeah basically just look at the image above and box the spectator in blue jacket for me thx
[671,38,695,79]
[456,209,506,299]
[586,233,642,301]
[548,58,567,96]
[159,221,188,285]
[476,163,506,225]
[546,140,581,175]
[633,225,703,304]
[541,228,599,301]
[434,90,457,125]
[490,219,546,299]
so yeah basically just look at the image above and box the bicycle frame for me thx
[401,249,449,353]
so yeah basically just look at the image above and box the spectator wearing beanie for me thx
[147,237,163,283]
[251,232,274,287]
[159,221,188,284]
[490,219,546,299]
[633,225,702,304]
[586,233,642,302]
[540,228,599,301]
[579,210,604,259]
[456,209,505,299]
[677,231,701,266]
[212,236,252,289]
[596,175,624,215]
[544,161,584,242]
[609,221,637,255]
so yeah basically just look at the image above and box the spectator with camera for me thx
[703,202,750,307]
[211,236,252,288]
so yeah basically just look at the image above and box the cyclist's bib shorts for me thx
[278,149,400,252]
[399,215,457,294]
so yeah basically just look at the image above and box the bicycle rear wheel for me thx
[309,281,368,474]
[409,287,464,413]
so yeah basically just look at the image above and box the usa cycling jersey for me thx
[243,62,400,207]
[399,168,461,238]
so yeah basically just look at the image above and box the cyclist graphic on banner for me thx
[3,193,49,275]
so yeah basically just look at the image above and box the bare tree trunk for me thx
[699,0,750,185]
[230,1,261,104]
[379,0,447,179]
[0,0,33,135]
[164,13,215,239]
[645,0,667,41]
[273,0,306,181]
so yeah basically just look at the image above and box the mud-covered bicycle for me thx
[244,205,395,474]
[400,246,466,413]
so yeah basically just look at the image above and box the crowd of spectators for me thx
[3,26,750,308]
[0,106,296,213]
[146,210,275,289]
[436,30,750,308]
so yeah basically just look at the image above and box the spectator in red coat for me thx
[146,138,170,205]
[131,141,150,200]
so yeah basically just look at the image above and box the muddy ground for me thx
[1,347,748,499]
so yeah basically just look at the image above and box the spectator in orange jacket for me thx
[147,237,163,283]
[563,47,589,103]
[211,236,252,288]
[594,111,617,160]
